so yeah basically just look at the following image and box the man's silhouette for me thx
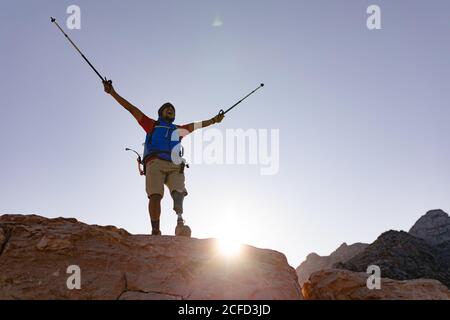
[103,81,224,236]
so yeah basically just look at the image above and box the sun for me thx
[217,237,241,256]
[214,212,244,256]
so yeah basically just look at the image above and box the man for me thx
[103,80,224,236]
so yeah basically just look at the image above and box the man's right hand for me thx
[103,79,114,94]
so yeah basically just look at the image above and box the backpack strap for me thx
[147,120,160,145]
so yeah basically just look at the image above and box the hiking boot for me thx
[151,229,162,236]
[175,221,191,238]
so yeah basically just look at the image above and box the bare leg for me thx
[149,194,162,235]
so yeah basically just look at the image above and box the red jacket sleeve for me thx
[177,124,194,139]
[138,114,156,133]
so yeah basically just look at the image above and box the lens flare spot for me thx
[217,238,241,256]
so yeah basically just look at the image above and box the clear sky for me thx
[1,0,449,267]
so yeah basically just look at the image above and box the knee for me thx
[149,194,162,203]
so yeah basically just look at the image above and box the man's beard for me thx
[165,116,175,123]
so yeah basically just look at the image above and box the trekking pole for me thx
[50,17,111,85]
[125,148,145,176]
[218,83,264,116]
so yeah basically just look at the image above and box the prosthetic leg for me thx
[171,190,191,237]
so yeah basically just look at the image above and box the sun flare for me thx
[217,237,242,256]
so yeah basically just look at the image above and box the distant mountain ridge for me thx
[297,209,450,298]
[296,242,368,286]
[409,209,450,245]
[335,230,450,288]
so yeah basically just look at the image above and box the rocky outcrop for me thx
[296,242,368,286]
[302,269,450,300]
[0,214,302,300]
[409,209,450,246]
[297,209,450,299]
[335,230,450,289]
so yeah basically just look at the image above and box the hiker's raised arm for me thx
[203,113,225,128]
[183,113,225,133]
[103,80,144,122]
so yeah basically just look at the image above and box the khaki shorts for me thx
[145,158,187,197]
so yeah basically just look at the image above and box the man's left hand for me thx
[212,113,225,124]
